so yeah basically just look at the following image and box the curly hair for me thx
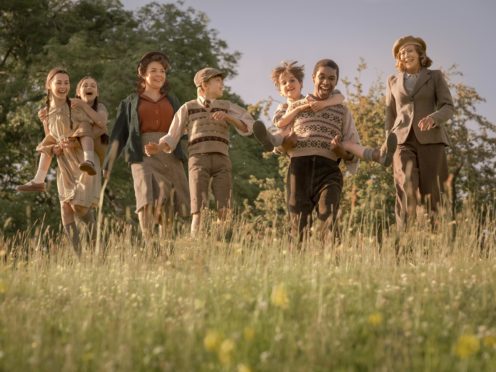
[271,61,305,88]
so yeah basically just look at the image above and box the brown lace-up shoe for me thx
[16,181,46,192]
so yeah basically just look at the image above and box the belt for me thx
[188,136,229,146]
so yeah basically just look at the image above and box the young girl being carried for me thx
[16,78,105,193]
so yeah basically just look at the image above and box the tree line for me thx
[1,0,494,235]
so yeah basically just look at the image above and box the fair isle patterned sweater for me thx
[160,98,254,156]
[283,96,361,173]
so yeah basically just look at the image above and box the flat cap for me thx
[194,67,225,87]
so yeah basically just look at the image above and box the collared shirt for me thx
[404,72,419,95]
[138,94,174,133]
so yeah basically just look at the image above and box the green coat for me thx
[103,93,186,172]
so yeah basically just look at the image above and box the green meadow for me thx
[1,205,495,372]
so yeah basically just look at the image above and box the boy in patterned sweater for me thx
[144,67,254,236]
[283,59,361,242]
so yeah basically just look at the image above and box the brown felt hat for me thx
[194,67,225,87]
[392,35,427,57]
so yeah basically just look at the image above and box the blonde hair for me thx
[271,61,304,88]
[395,45,432,72]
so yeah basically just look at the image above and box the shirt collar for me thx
[198,96,215,108]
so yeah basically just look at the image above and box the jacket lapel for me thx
[410,69,431,97]
[397,72,409,97]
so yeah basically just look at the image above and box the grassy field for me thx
[1,206,495,372]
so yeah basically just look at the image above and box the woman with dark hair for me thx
[103,51,189,238]
[386,36,454,228]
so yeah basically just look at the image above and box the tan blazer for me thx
[385,68,454,145]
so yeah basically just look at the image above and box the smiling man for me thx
[285,59,361,244]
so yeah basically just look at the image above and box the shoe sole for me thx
[80,164,97,176]
[16,183,45,192]
[253,121,274,152]
[382,133,397,167]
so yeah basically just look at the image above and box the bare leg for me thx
[79,136,96,175]
[61,202,81,256]
[33,152,52,183]
[138,204,154,240]
[190,212,201,237]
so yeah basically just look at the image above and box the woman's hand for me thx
[418,116,436,131]
[52,145,63,156]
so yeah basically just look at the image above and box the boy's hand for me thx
[330,135,347,158]
[211,111,229,121]
[144,142,164,156]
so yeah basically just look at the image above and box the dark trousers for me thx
[393,129,449,228]
[287,156,343,241]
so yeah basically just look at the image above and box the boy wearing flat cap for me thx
[145,67,255,236]
[386,35,454,229]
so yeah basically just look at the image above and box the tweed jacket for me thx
[385,68,454,145]
[103,92,185,172]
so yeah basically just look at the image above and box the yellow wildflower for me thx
[271,284,289,309]
[243,326,255,342]
[237,363,251,372]
[367,312,383,327]
[218,339,235,366]
[0,280,6,294]
[482,335,496,348]
[454,334,480,359]
[203,330,222,352]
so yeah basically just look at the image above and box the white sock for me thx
[33,153,52,183]
[83,151,94,163]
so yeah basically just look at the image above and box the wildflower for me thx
[237,363,251,372]
[218,339,235,366]
[0,280,6,294]
[454,334,480,359]
[271,283,289,310]
[243,326,255,342]
[367,312,383,327]
[203,330,222,352]
[194,298,205,310]
[482,335,496,348]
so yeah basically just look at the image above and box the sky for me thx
[121,0,495,123]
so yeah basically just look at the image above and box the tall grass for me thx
[0,203,495,371]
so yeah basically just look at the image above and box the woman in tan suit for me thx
[385,35,454,228]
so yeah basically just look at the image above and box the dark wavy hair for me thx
[136,51,171,95]
[395,45,433,72]
[271,61,305,88]
[45,67,73,129]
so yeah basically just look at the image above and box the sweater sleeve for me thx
[159,103,189,152]
[228,102,254,136]
[342,108,361,174]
